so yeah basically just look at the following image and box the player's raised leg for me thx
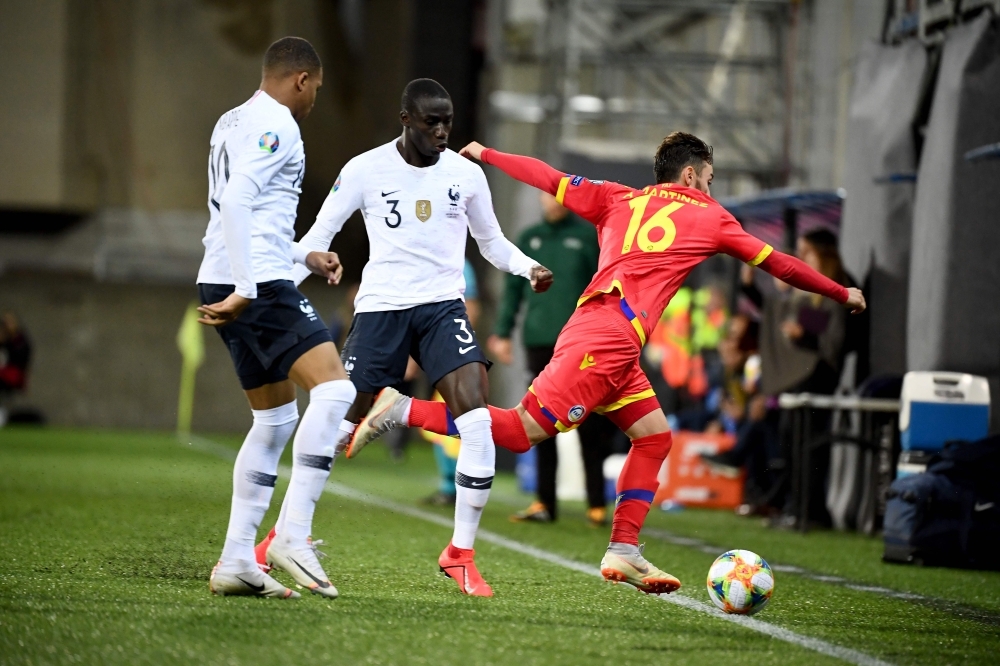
[350,388,531,456]
[264,341,356,598]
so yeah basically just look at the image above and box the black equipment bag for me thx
[883,435,1000,569]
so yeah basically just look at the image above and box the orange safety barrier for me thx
[652,431,744,509]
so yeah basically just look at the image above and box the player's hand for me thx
[487,335,513,365]
[530,264,553,293]
[197,292,251,327]
[459,141,487,161]
[844,287,866,314]
[305,251,343,285]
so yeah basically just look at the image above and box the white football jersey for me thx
[293,141,536,313]
[197,90,305,288]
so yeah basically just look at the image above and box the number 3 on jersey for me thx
[622,195,682,254]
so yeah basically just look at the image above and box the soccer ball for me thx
[706,549,774,615]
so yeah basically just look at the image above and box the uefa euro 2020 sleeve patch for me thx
[332,174,341,192]
[259,132,280,153]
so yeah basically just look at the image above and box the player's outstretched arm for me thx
[466,160,552,292]
[290,163,364,286]
[462,141,618,225]
[460,142,563,195]
[757,251,865,313]
[717,215,865,313]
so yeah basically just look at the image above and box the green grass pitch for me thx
[2,427,999,665]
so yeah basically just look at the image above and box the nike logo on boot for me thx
[290,557,331,588]
[236,576,266,592]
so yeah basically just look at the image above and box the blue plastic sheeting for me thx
[719,189,843,250]
[964,142,1000,161]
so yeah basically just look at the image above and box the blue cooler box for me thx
[898,372,990,476]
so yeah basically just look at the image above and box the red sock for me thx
[489,406,532,453]
[610,432,673,546]
[407,399,531,454]
[408,399,456,434]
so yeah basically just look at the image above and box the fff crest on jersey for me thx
[415,200,432,222]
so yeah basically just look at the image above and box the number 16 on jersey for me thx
[622,197,683,254]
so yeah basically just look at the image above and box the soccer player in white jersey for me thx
[256,79,553,597]
[197,37,356,600]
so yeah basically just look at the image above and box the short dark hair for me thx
[401,78,450,113]
[263,37,322,77]
[653,131,714,184]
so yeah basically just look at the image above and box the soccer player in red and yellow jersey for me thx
[351,132,865,595]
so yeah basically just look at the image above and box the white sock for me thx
[275,418,356,537]
[276,380,357,543]
[451,408,495,550]
[218,401,298,573]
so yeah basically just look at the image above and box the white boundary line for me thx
[184,436,893,666]
[643,528,929,600]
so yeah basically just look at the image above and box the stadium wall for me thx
[908,14,1000,383]
[839,39,928,377]
[0,271,349,433]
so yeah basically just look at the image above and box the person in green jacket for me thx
[488,192,615,526]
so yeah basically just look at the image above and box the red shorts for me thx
[522,295,659,437]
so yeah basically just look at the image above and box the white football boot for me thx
[600,544,681,595]
[209,561,300,598]
[266,533,339,598]
[346,387,410,458]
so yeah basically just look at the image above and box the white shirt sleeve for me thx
[229,119,299,191]
[466,166,537,279]
[218,173,260,299]
[290,242,310,266]
[291,160,365,285]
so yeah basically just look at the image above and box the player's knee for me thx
[249,401,299,451]
[439,363,489,417]
[252,400,299,427]
[446,385,488,417]
[310,378,357,405]
[345,391,374,423]
[517,406,550,445]
[630,431,673,460]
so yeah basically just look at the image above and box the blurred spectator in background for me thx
[489,192,614,526]
[419,260,481,505]
[643,285,729,430]
[701,313,782,514]
[734,229,855,525]
[0,312,32,427]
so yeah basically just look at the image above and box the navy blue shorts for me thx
[342,299,490,393]
[199,280,332,391]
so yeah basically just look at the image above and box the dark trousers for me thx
[527,346,614,519]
